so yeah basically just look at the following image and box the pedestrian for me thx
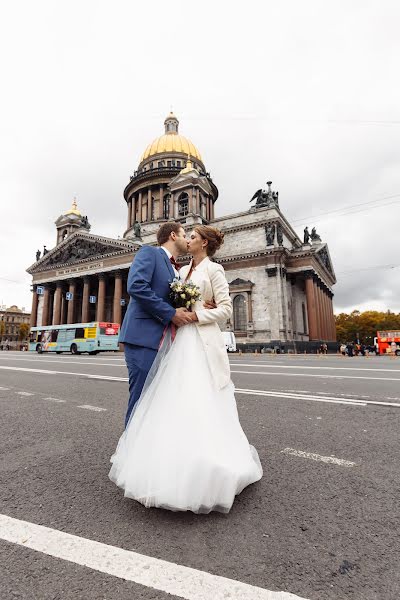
[340,343,346,356]
[346,342,354,357]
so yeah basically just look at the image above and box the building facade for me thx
[27,112,336,350]
[0,305,31,349]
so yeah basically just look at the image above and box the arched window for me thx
[233,295,247,331]
[62,229,68,241]
[178,192,189,217]
[163,194,170,219]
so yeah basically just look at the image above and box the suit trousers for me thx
[124,343,158,427]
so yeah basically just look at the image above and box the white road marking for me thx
[77,405,107,412]
[281,448,356,468]
[15,391,34,396]
[0,365,128,381]
[231,369,400,382]
[236,388,400,408]
[231,362,400,373]
[0,356,125,368]
[0,514,308,600]
[236,389,367,407]
[44,397,66,403]
[0,386,10,390]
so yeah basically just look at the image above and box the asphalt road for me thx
[0,351,399,600]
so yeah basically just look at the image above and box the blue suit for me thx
[119,246,176,426]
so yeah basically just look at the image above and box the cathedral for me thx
[27,112,337,351]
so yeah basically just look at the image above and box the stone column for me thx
[82,277,90,323]
[138,191,142,222]
[127,199,132,230]
[61,294,67,325]
[159,185,164,219]
[196,189,200,214]
[41,286,51,327]
[328,293,336,341]
[173,194,178,218]
[322,289,330,340]
[316,284,324,340]
[30,286,38,327]
[147,188,152,221]
[67,280,76,325]
[304,272,318,340]
[113,271,123,324]
[96,274,106,322]
[53,283,62,326]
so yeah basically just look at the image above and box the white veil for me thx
[125,326,174,430]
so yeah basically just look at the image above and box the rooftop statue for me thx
[310,227,322,242]
[36,249,41,262]
[250,181,279,208]
[303,226,310,244]
[133,221,142,239]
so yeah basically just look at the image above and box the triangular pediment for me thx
[315,244,335,278]
[27,232,138,274]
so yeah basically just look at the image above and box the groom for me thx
[119,222,193,426]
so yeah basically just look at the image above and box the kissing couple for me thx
[109,222,262,513]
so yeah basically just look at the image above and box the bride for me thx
[109,225,263,513]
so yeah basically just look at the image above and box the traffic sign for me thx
[66,292,73,301]
[36,286,44,295]
[89,295,97,304]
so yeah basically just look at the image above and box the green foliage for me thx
[18,323,30,341]
[335,310,400,343]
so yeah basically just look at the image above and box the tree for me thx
[18,323,30,341]
[335,310,400,343]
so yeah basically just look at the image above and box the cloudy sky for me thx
[1,0,399,314]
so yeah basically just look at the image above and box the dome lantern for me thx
[164,111,179,135]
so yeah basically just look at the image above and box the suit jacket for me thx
[180,257,233,389]
[119,246,176,349]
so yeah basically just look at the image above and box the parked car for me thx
[222,332,237,352]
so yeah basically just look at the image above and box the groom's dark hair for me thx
[157,222,183,245]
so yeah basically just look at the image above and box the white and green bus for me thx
[29,322,120,355]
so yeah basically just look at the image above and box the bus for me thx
[29,322,120,355]
[374,331,400,356]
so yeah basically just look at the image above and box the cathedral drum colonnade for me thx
[27,112,336,350]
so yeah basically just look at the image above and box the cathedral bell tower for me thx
[54,198,91,245]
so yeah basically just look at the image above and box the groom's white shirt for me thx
[161,246,180,279]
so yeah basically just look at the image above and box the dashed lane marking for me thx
[0,514,308,600]
[281,448,357,468]
[15,391,34,396]
[44,397,66,403]
[0,386,10,390]
[77,405,107,412]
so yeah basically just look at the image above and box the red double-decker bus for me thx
[374,331,400,355]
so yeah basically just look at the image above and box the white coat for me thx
[180,257,233,390]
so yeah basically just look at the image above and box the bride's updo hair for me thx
[194,225,224,257]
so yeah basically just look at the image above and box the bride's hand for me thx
[203,298,217,309]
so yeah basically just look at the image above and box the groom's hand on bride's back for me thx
[172,308,193,327]
[203,298,217,309]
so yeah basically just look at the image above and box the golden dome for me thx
[140,134,202,162]
[65,197,81,216]
[140,112,202,162]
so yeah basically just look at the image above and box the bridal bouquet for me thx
[169,278,201,310]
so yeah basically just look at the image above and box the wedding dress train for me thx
[109,324,263,513]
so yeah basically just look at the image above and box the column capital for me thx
[98,273,106,280]
[303,269,315,280]
[113,270,122,279]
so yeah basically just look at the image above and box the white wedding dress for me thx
[109,324,263,514]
